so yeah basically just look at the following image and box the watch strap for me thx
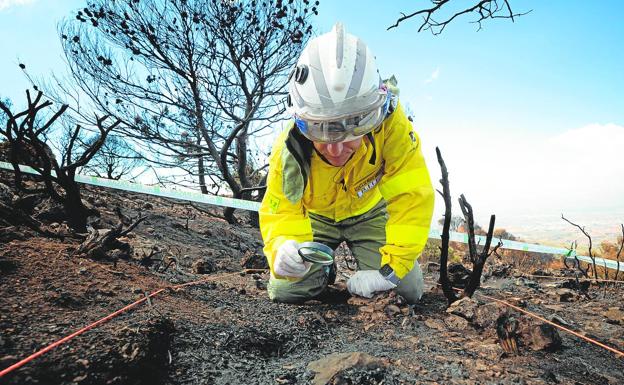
[379,264,400,285]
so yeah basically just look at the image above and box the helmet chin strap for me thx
[366,131,376,165]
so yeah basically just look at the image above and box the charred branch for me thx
[73,209,146,259]
[562,240,590,283]
[615,224,623,284]
[562,241,576,270]
[388,0,531,34]
[459,194,478,264]
[435,147,458,304]
[435,147,500,302]
[462,209,500,298]
[562,214,597,280]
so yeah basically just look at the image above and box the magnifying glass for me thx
[298,241,334,266]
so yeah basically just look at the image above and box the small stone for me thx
[131,287,142,294]
[72,374,88,382]
[424,318,446,331]
[192,258,214,274]
[445,314,469,330]
[307,352,386,385]
[529,324,561,352]
[446,297,478,320]
[603,307,624,324]
[359,305,375,313]
[385,304,401,317]
[473,302,503,329]
[76,359,89,368]
[240,251,269,269]
[255,280,267,290]
[323,310,339,322]
[554,288,577,302]
[0,355,18,367]
[475,361,488,371]
[549,314,572,327]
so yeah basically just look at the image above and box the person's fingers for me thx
[281,240,300,257]
[276,252,300,274]
[275,261,297,276]
[275,256,312,278]
[285,247,304,264]
[347,271,388,298]
[282,253,308,273]
[347,275,361,295]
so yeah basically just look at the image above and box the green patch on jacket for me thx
[266,192,281,213]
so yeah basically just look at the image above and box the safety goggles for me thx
[294,90,392,143]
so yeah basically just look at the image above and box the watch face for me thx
[379,264,393,277]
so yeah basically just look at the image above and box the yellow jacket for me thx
[259,102,434,279]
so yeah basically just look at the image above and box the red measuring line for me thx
[524,274,624,284]
[473,291,624,357]
[0,288,163,377]
[444,285,624,358]
[476,293,624,357]
[3,273,622,378]
[0,272,239,378]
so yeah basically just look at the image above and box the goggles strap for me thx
[286,124,314,189]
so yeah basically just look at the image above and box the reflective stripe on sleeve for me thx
[379,167,430,201]
[263,217,312,243]
[386,224,430,245]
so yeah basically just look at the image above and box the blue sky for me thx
[1,0,623,242]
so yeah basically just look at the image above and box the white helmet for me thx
[288,22,391,143]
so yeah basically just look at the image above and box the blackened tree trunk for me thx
[0,91,119,233]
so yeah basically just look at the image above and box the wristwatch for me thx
[379,264,400,285]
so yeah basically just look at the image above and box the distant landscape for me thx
[492,208,624,247]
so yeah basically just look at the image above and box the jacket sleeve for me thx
[378,103,435,279]
[259,131,313,277]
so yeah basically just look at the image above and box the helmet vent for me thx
[294,65,309,84]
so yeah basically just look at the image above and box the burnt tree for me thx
[615,225,624,285]
[562,240,591,282]
[562,214,598,280]
[436,147,501,304]
[435,147,458,303]
[74,208,146,260]
[80,134,143,180]
[0,90,120,232]
[459,194,500,297]
[55,0,316,224]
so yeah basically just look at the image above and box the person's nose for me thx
[326,142,343,157]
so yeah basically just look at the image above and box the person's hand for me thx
[274,240,312,278]
[347,270,396,298]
